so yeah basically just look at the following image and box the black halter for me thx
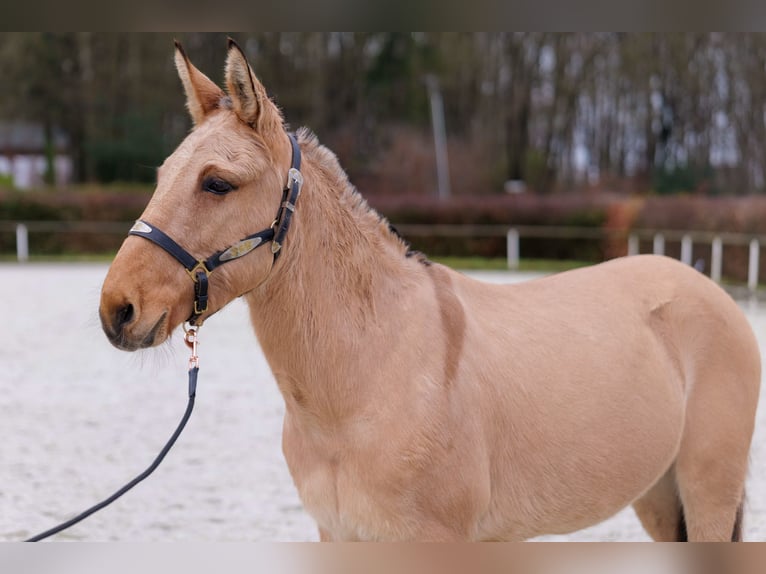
[128,133,303,326]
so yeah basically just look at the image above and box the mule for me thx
[99,39,761,541]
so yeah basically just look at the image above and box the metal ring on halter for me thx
[183,323,199,370]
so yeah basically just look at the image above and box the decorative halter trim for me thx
[128,132,303,325]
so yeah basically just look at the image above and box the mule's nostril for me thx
[116,303,134,328]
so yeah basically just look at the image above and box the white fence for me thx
[2,221,765,292]
[394,224,764,292]
[0,221,130,263]
[624,230,761,291]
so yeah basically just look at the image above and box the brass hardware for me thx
[185,261,211,283]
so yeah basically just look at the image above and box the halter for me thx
[128,133,303,326]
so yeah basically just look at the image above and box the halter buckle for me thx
[193,299,207,316]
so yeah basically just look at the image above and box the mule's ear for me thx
[225,37,283,134]
[174,40,225,126]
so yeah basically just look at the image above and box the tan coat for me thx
[100,40,760,541]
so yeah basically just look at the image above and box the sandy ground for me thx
[1,263,765,541]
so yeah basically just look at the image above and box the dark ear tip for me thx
[174,39,186,58]
[227,36,244,55]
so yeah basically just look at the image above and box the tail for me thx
[677,495,745,541]
[677,504,687,542]
[732,497,744,542]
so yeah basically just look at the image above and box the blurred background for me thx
[4,33,766,544]
[4,32,766,283]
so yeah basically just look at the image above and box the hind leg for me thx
[674,373,755,541]
[633,467,684,541]
[675,444,747,541]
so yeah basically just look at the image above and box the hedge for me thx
[4,186,766,283]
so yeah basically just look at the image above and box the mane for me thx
[295,127,430,265]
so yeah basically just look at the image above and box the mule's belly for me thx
[475,352,687,540]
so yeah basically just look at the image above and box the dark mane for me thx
[387,223,431,266]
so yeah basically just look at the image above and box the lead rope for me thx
[25,326,201,542]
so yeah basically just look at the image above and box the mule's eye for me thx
[202,177,235,195]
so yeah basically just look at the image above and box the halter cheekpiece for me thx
[127,133,303,326]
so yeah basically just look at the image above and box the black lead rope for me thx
[25,328,201,542]
[25,135,303,541]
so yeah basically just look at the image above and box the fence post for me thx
[652,233,665,256]
[681,234,693,265]
[748,238,760,293]
[507,228,519,270]
[16,223,29,263]
[711,236,723,283]
[627,234,639,256]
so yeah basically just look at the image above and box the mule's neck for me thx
[244,131,424,416]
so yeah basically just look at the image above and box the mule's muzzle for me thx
[115,303,134,329]
[100,298,167,351]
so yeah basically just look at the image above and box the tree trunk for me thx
[42,118,56,185]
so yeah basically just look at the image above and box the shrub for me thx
[633,195,766,282]
[0,187,151,255]
[369,193,614,261]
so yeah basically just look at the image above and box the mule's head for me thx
[100,39,294,350]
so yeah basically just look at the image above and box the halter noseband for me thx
[127,133,303,326]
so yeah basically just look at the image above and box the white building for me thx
[0,121,73,189]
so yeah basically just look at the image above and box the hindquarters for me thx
[636,260,760,542]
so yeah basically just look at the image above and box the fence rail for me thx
[391,224,765,291]
[3,220,765,291]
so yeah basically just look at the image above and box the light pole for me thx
[425,74,451,200]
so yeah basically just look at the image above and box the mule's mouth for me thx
[141,311,169,348]
[104,310,169,351]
